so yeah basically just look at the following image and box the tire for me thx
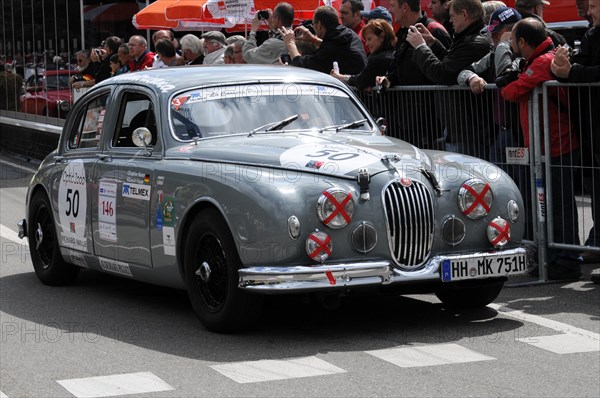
[183,209,262,333]
[435,279,505,308]
[28,191,79,285]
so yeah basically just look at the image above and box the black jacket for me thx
[292,25,367,75]
[563,26,600,159]
[568,26,600,83]
[413,20,492,85]
[387,14,453,86]
[348,48,394,91]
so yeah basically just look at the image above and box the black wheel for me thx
[435,279,505,308]
[184,209,262,333]
[28,191,79,285]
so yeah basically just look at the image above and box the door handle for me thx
[97,153,111,161]
[53,155,66,163]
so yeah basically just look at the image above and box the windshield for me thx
[45,75,71,91]
[169,83,372,141]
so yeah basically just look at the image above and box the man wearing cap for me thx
[515,0,549,21]
[360,6,393,24]
[243,3,294,64]
[515,0,566,45]
[339,0,368,54]
[202,31,226,65]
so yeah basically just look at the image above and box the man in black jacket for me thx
[407,0,493,157]
[280,6,367,75]
[552,0,600,280]
[374,0,452,149]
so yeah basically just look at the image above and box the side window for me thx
[113,93,157,148]
[68,93,110,150]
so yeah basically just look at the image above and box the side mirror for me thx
[375,117,387,135]
[132,127,153,156]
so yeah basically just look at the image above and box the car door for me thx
[90,87,161,268]
[47,89,112,257]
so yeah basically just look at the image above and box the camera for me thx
[257,10,270,20]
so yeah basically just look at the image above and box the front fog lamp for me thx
[458,179,493,219]
[306,230,332,262]
[442,215,466,246]
[507,200,519,223]
[487,217,511,248]
[316,188,354,229]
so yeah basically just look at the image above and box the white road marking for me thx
[0,224,28,246]
[365,343,496,368]
[560,281,596,292]
[0,158,37,174]
[0,390,8,398]
[517,333,600,354]
[490,303,600,354]
[211,356,346,384]
[490,303,600,341]
[56,371,174,398]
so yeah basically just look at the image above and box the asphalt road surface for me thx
[1,149,599,398]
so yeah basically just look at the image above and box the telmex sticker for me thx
[122,183,151,201]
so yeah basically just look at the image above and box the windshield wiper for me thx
[248,114,299,137]
[319,119,368,134]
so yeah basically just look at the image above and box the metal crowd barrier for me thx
[354,82,599,282]
[539,82,600,264]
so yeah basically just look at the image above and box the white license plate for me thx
[441,253,527,282]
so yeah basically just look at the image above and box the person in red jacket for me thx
[498,17,582,280]
[127,35,155,72]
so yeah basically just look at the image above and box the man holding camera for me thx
[242,3,294,64]
[280,6,367,75]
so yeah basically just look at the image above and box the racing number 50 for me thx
[305,149,359,161]
[65,188,80,217]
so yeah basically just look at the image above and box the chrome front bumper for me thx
[238,247,527,292]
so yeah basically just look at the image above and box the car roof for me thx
[94,64,346,95]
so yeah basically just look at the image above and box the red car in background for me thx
[20,69,75,119]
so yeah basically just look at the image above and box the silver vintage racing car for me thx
[18,65,527,332]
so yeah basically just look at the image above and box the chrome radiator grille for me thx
[383,180,434,269]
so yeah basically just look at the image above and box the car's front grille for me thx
[383,180,434,269]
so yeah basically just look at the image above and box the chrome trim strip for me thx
[238,247,527,292]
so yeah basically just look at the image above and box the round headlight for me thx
[507,200,519,223]
[306,230,332,262]
[316,188,354,229]
[458,179,493,219]
[58,100,70,112]
[487,217,511,248]
[441,215,466,246]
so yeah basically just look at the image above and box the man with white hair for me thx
[180,34,204,65]
[201,31,226,65]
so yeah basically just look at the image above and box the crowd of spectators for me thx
[0,0,598,280]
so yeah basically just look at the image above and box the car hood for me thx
[45,89,72,102]
[173,132,427,178]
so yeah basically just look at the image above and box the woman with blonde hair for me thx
[331,18,396,91]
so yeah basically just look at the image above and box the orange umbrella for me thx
[133,0,180,29]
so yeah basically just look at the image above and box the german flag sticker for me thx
[144,175,150,184]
